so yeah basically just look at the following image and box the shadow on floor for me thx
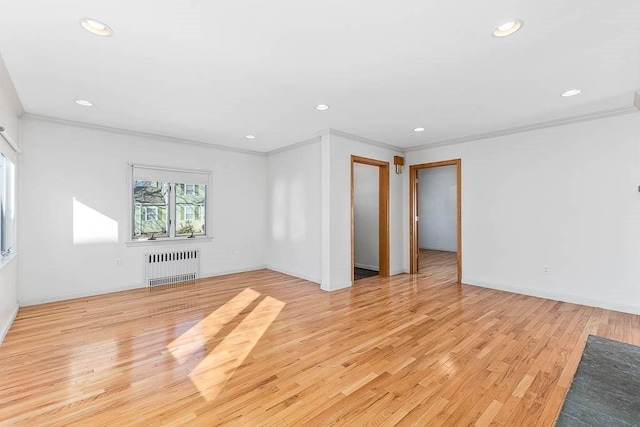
[354,268,379,280]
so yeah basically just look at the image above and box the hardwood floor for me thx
[417,249,457,281]
[1,266,639,426]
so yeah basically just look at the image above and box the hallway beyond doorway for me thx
[418,249,457,283]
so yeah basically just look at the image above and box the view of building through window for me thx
[176,183,206,237]
[133,181,169,238]
[131,166,208,241]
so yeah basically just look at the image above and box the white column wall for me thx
[266,140,322,283]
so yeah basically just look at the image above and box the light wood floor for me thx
[1,262,639,426]
[417,249,457,280]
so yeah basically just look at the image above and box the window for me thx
[144,206,158,221]
[133,181,169,238]
[176,184,205,236]
[184,205,195,221]
[0,154,16,257]
[131,165,209,241]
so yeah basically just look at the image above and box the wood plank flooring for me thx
[1,259,639,425]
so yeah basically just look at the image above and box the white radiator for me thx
[145,250,200,287]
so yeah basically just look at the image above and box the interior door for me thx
[415,171,420,272]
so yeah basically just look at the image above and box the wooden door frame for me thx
[409,159,462,282]
[351,155,390,281]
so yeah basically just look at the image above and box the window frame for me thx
[127,164,212,245]
[0,153,16,259]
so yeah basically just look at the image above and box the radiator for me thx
[145,250,200,287]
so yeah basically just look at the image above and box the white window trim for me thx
[126,236,213,247]
[0,251,17,272]
[126,163,212,245]
[0,153,16,259]
[0,131,19,266]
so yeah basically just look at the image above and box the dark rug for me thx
[354,267,378,280]
[556,335,640,426]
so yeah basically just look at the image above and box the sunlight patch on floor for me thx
[168,288,260,365]
[188,295,286,402]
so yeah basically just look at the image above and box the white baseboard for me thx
[321,280,352,292]
[465,278,640,316]
[19,283,144,307]
[0,303,19,345]
[201,265,269,280]
[354,263,379,271]
[20,265,271,307]
[266,265,321,285]
[419,247,456,253]
[267,265,353,292]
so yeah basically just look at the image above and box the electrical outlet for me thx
[115,258,121,267]
[543,265,549,274]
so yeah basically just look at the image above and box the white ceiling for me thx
[1,0,639,152]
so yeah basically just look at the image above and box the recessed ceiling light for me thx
[80,18,113,36]
[561,89,582,97]
[315,104,329,111]
[246,134,256,139]
[492,19,523,38]
[413,127,425,132]
[74,99,94,107]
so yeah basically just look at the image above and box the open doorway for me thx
[351,155,390,282]
[409,159,461,282]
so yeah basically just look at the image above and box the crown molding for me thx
[21,113,267,157]
[21,104,639,158]
[319,128,404,152]
[405,107,639,152]
[266,135,322,156]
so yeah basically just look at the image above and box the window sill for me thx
[0,252,17,272]
[125,237,213,247]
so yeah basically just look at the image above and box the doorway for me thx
[351,155,390,282]
[409,159,461,282]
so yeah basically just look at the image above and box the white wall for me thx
[0,54,23,343]
[266,140,322,283]
[406,112,640,314]
[18,117,267,305]
[325,132,405,290]
[354,162,379,270]
[418,166,456,252]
